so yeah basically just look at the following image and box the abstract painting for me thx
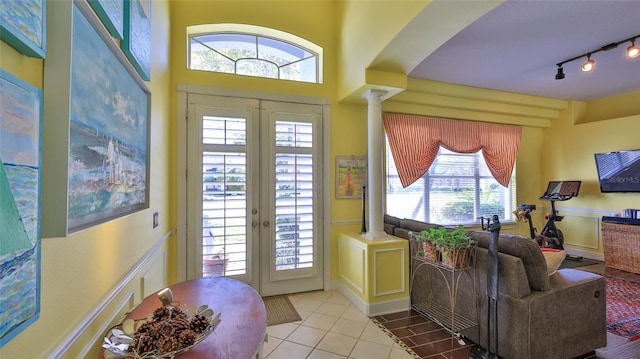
[0,70,42,347]
[67,2,150,232]
[88,0,124,40]
[0,0,46,58]
[122,0,151,81]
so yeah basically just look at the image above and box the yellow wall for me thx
[0,1,172,357]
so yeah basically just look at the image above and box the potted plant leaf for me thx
[436,225,476,269]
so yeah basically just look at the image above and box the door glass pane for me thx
[203,116,246,145]
[202,151,247,277]
[275,121,312,148]
[274,153,313,270]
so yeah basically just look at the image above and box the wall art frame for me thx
[336,156,367,199]
[87,0,124,40]
[42,0,150,236]
[122,0,151,81]
[0,69,42,347]
[0,0,46,58]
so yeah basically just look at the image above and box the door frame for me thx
[176,83,332,292]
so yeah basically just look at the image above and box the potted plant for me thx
[410,227,444,262]
[436,225,476,269]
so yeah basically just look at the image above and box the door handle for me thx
[252,220,258,228]
[263,221,270,227]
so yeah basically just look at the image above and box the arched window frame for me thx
[187,24,323,84]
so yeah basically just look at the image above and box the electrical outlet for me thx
[153,212,159,228]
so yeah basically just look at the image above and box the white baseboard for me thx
[332,280,409,316]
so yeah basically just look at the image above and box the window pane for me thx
[386,143,516,225]
[280,57,317,83]
[196,34,257,60]
[188,29,320,84]
[190,39,235,73]
[258,37,312,66]
[236,59,278,78]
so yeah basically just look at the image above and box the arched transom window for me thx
[188,24,323,83]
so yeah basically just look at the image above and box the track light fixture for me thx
[581,54,594,72]
[627,39,640,58]
[554,34,640,80]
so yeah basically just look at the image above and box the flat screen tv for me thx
[594,149,640,193]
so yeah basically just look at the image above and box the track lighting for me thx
[581,55,594,72]
[554,34,639,80]
[627,40,640,58]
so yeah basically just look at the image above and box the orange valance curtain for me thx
[383,113,522,188]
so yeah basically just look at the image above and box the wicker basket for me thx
[602,222,640,274]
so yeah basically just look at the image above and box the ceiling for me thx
[407,0,640,101]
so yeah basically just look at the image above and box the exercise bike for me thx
[514,181,583,260]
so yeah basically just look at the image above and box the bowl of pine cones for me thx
[103,304,221,358]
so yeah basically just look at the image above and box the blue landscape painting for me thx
[0,0,45,58]
[0,70,41,347]
[68,3,149,230]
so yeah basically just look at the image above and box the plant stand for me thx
[409,245,477,359]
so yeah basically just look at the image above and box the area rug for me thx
[606,276,640,341]
[262,295,301,326]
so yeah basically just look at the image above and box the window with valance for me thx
[383,113,521,225]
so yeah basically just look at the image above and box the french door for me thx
[186,94,323,296]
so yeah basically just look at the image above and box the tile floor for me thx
[262,290,414,359]
[262,263,640,359]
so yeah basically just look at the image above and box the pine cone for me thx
[190,314,210,334]
[158,335,178,354]
[153,306,172,322]
[171,307,188,320]
[133,333,156,355]
[177,329,197,348]
[170,315,191,334]
[153,321,175,338]
[136,321,156,335]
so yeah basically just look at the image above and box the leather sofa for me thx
[385,215,607,359]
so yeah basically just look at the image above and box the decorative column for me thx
[362,89,388,240]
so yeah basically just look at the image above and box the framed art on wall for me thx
[0,0,46,58]
[336,156,367,198]
[122,0,151,81]
[88,0,124,39]
[0,69,42,347]
[42,0,150,236]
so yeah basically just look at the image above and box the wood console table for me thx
[100,277,267,358]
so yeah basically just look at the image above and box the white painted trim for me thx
[368,297,410,316]
[334,280,368,316]
[373,248,406,297]
[333,280,409,316]
[176,90,188,282]
[338,238,365,294]
[78,291,135,358]
[47,230,173,358]
[323,103,332,291]
[331,219,366,226]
